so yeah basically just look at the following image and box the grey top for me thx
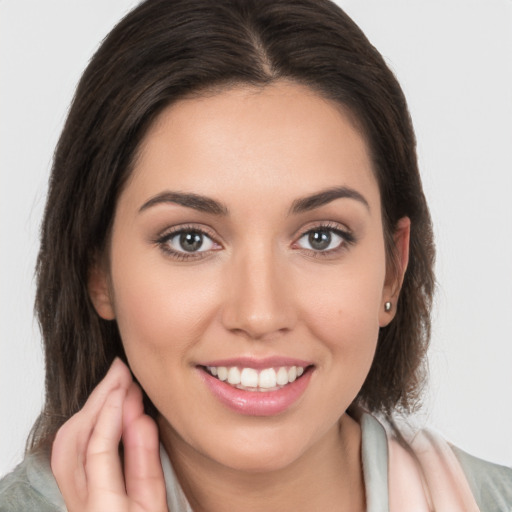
[1,413,510,511]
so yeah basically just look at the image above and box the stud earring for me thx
[384,301,392,312]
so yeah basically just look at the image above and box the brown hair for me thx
[30,0,435,451]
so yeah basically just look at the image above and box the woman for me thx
[1,0,510,510]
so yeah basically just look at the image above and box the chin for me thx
[209,440,308,474]
[205,421,320,474]
[161,413,315,474]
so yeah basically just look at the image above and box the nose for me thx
[221,244,296,340]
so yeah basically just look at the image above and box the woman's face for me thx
[91,82,405,473]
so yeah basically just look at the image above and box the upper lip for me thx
[198,356,314,369]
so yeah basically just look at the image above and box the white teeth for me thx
[276,367,289,386]
[227,367,241,385]
[259,368,277,389]
[206,365,307,390]
[217,366,228,381]
[240,368,259,387]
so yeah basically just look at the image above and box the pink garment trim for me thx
[388,428,480,512]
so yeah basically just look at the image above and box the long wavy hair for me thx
[29,0,435,451]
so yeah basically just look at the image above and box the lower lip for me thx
[198,367,313,416]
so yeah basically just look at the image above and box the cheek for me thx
[292,260,385,417]
[109,252,226,419]
[294,246,386,367]
[110,249,222,364]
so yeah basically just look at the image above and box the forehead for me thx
[123,81,380,213]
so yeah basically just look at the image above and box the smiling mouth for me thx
[200,365,311,392]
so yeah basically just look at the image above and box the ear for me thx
[379,216,410,327]
[88,258,115,320]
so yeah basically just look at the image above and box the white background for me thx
[1,0,511,477]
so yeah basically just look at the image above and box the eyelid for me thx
[152,220,355,261]
[293,220,353,241]
[153,223,223,260]
[291,221,356,254]
[157,222,219,239]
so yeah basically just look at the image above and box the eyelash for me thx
[154,222,355,261]
[154,224,220,261]
[293,221,355,258]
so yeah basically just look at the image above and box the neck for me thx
[159,413,365,512]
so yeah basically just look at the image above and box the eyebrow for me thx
[289,186,370,214]
[139,185,369,216]
[139,191,229,215]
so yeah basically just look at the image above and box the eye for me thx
[165,229,216,253]
[295,226,352,253]
[155,226,221,260]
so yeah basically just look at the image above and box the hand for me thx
[51,358,168,512]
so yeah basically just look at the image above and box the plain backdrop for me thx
[1,0,511,477]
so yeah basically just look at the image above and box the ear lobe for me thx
[88,261,115,320]
[379,216,410,327]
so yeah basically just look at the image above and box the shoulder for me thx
[451,444,512,512]
[0,451,65,512]
[365,410,512,512]
[401,423,512,512]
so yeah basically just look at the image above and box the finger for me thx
[80,358,133,419]
[73,358,133,461]
[123,380,145,429]
[52,415,89,510]
[86,386,127,499]
[123,384,167,510]
[52,359,133,511]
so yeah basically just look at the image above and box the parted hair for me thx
[30,0,435,451]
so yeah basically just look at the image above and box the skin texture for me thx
[54,81,410,511]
